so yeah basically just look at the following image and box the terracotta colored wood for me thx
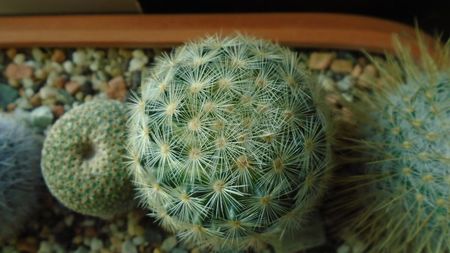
[0,13,431,55]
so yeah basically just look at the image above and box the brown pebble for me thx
[110,236,123,250]
[308,52,336,70]
[8,78,20,88]
[106,76,127,101]
[72,235,83,245]
[363,64,378,76]
[65,81,82,95]
[53,76,66,89]
[51,49,66,63]
[357,64,378,88]
[326,94,341,107]
[39,226,51,238]
[7,103,17,112]
[330,59,353,74]
[357,57,368,67]
[351,64,363,78]
[30,94,42,107]
[52,105,65,118]
[6,48,17,60]
[84,227,98,237]
[16,237,38,253]
[4,63,33,81]
[339,107,356,124]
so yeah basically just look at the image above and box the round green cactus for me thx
[0,115,42,239]
[128,35,333,251]
[42,99,134,219]
[329,37,450,252]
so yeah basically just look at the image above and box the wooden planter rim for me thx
[0,13,432,56]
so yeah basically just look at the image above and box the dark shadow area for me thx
[138,1,450,40]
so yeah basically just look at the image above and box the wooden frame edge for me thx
[0,13,432,55]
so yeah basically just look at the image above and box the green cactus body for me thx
[128,35,333,251]
[0,116,42,239]
[330,38,450,252]
[41,99,134,219]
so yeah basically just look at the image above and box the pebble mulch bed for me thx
[0,47,379,253]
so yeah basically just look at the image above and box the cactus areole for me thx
[128,35,332,250]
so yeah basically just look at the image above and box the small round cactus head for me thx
[41,99,134,219]
[127,34,333,251]
[0,115,42,239]
[329,35,450,252]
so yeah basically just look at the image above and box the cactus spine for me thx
[0,115,42,239]
[329,36,450,253]
[128,35,333,251]
[41,99,134,219]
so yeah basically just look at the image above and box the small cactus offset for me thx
[0,115,42,239]
[128,35,333,251]
[41,99,134,219]
[329,36,450,252]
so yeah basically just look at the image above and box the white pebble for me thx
[128,58,146,72]
[31,48,45,62]
[89,61,100,71]
[35,68,47,79]
[50,62,63,73]
[337,244,351,253]
[73,50,88,66]
[39,86,58,100]
[71,75,88,85]
[22,77,35,89]
[318,75,335,92]
[90,238,104,251]
[63,60,74,73]
[24,88,34,98]
[13,53,26,64]
[132,49,146,59]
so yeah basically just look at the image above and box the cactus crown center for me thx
[188,117,202,132]
[213,180,226,192]
[81,142,96,161]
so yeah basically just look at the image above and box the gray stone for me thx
[30,106,54,129]
[121,240,137,253]
[90,238,104,251]
[132,236,146,246]
[170,248,188,253]
[73,246,89,253]
[31,48,45,62]
[160,236,177,252]
[144,228,163,245]
[337,76,354,91]
[337,244,351,253]
[0,83,19,109]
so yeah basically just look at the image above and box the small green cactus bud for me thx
[128,35,333,251]
[42,99,134,219]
